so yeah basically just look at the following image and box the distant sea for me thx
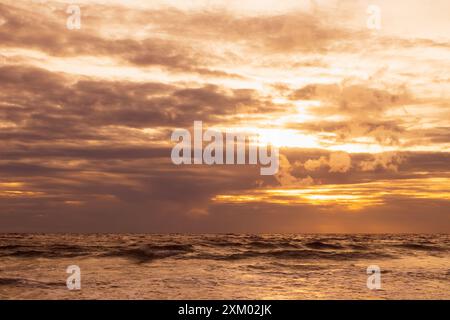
[0,234,449,299]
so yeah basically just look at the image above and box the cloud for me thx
[304,156,328,171]
[155,10,348,54]
[0,3,238,77]
[360,152,405,172]
[0,65,267,139]
[328,152,352,173]
[303,152,351,173]
[275,154,314,186]
[291,83,412,118]
[0,1,449,233]
[292,120,405,146]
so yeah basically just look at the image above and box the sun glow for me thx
[212,178,450,210]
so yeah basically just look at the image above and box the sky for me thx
[0,0,449,233]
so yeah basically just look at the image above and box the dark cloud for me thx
[0,65,266,140]
[0,3,239,77]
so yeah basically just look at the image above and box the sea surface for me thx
[0,234,449,299]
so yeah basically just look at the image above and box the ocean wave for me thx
[391,243,446,251]
[208,249,393,261]
[102,244,194,262]
[3,249,90,258]
[0,277,63,288]
[246,240,294,249]
[0,234,447,264]
[0,277,23,286]
[0,243,99,258]
[304,241,345,250]
[203,239,245,247]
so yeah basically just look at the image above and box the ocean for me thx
[0,234,448,299]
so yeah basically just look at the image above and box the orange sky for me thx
[0,0,449,232]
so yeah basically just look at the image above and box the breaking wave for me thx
[0,234,447,263]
